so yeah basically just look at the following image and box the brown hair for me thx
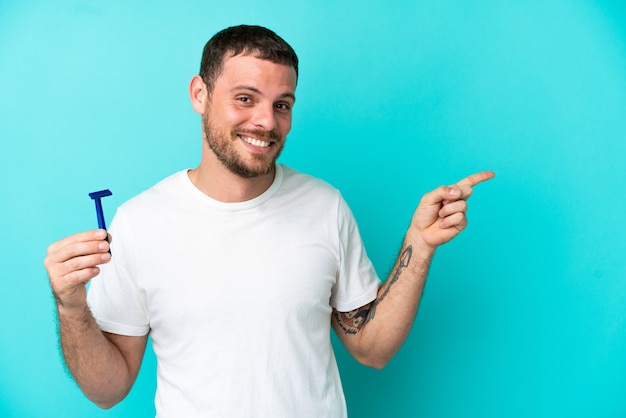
[199,25,299,95]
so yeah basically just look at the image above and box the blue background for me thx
[1,0,625,417]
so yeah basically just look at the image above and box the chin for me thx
[228,160,276,179]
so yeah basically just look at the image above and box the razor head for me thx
[89,189,113,200]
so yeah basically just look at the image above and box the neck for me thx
[188,152,276,203]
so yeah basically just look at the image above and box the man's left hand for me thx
[410,171,495,250]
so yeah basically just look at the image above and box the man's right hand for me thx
[44,229,146,409]
[44,229,111,311]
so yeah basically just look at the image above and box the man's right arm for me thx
[45,229,148,409]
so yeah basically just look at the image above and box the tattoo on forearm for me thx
[333,307,371,335]
[365,245,412,324]
[332,245,413,335]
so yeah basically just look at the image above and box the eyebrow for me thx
[232,85,296,103]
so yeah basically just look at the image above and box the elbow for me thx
[91,399,117,409]
[354,352,392,370]
[363,357,390,370]
[95,401,116,410]
[87,391,128,410]
[92,396,124,410]
[348,338,398,369]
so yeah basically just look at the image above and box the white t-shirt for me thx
[87,165,380,417]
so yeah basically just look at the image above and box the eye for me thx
[236,96,252,104]
[275,102,292,111]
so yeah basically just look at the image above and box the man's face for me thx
[202,54,297,178]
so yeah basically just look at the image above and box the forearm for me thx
[349,230,435,368]
[57,304,135,409]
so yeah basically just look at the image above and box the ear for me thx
[189,75,208,115]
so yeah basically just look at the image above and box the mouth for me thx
[239,134,271,148]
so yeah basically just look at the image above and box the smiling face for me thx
[201,53,297,178]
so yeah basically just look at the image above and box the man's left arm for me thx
[331,171,495,369]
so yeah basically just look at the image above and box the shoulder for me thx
[274,165,357,225]
[279,164,341,199]
[114,170,190,219]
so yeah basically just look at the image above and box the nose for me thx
[251,103,277,131]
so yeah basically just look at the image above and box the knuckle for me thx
[449,213,464,225]
[63,243,83,259]
[66,270,86,285]
[67,253,101,272]
[67,267,98,286]
[66,257,83,271]
[49,275,69,294]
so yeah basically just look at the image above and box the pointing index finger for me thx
[455,171,496,188]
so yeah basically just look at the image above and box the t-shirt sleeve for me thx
[86,208,150,336]
[330,195,381,312]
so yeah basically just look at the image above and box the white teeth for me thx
[241,136,270,148]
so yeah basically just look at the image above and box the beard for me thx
[202,111,285,179]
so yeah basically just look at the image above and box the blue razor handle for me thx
[89,189,113,230]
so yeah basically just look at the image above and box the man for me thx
[44,25,494,417]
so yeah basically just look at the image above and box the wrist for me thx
[56,300,91,321]
[405,229,437,260]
